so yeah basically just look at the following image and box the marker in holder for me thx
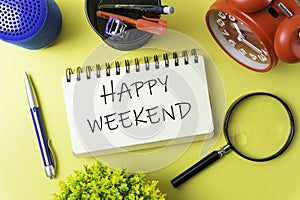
[0,0,62,50]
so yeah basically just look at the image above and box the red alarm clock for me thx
[206,0,300,72]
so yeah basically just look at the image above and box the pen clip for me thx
[48,139,56,170]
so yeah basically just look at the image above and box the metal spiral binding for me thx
[144,56,150,71]
[182,50,189,65]
[66,68,73,82]
[163,53,169,67]
[173,51,179,66]
[96,64,101,78]
[115,61,121,75]
[105,63,111,76]
[192,49,198,63]
[76,67,82,81]
[135,57,140,72]
[86,65,92,79]
[154,54,159,69]
[65,49,198,82]
[125,59,130,73]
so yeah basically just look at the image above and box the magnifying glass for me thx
[171,92,295,188]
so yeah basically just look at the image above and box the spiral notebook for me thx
[62,49,214,157]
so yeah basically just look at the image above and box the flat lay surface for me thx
[1,0,300,199]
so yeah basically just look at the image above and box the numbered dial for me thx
[207,11,271,71]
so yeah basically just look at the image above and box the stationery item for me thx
[105,17,128,38]
[61,49,214,157]
[98,4,174,15]
[0,0,62,50]
[171,92,295,188]
[96,11,167,35]
[24,72,56,179]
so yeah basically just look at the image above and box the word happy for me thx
[100,76,169,104]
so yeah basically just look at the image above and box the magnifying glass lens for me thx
[227,95,291,160]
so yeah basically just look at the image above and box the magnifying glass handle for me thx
[171,145,231,188]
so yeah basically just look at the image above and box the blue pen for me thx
[24,72,56,179]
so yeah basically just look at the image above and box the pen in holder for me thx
[0,0,62,50]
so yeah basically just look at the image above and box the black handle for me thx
[171,151,220,188]
[171,145,231,188]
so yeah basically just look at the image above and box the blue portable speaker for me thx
[0,0,62,50]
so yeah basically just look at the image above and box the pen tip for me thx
[24,71,29,79]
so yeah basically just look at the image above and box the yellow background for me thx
[1,0,300,199]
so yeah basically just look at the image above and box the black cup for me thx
[85,0,161,51]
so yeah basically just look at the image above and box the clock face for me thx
[207,11,271,71]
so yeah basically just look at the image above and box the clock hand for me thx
[233,23,244,38]
[233,23,263,54]
[237,35,263,55]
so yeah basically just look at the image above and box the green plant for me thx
[53,161,166,200]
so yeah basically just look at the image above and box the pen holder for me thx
[0,0,62,50]
[85,0,161,51]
